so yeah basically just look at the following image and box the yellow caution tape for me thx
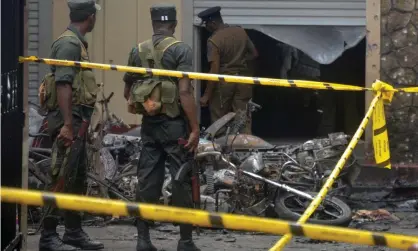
[270,92,386,250]
[18,56,397,169]
[19,56,369,91]
[398,86,418,93]
[370,80,392,169]
[1,187,417,250]
[18,55,416,251]
[372,99,391,169]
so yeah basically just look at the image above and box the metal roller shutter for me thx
[28,0,40,104]
[193,0,366,26]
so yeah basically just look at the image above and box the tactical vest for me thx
[38,30,98,111]
[129,37,182,118]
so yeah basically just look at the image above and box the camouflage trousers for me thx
[43,110,87,227]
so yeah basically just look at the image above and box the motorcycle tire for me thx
[274,191,352,227]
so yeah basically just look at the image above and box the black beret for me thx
[150,3,177,21]
[197,6,221,22]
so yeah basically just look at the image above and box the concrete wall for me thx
[51,0,185,125]
[381,0,418,164]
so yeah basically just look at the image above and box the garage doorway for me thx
[198,27,365,142]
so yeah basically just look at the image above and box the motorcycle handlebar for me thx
[248,99,262,110]
[106,92,114,102]
[195,151,237,169]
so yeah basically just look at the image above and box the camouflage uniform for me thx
[39,1,103,251]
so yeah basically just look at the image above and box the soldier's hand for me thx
[200,96,209,107]
[408,244,418,251]
[185,130,200,153]
[57,124,74,147]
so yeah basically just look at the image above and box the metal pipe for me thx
[29,147,52,154]
[241,170,314,200]
[276,152,298,164]
[196,151,222,159]
[196,150,313,200]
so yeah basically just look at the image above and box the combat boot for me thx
[62,212,104,250]
[177,224,200,251]
[136,220,157,251]
[39,217,77,251]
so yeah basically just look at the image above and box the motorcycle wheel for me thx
[274,191,352,226]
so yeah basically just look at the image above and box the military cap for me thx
[197,6,221,22]
[150,3,177,21]
[67,0,101,12]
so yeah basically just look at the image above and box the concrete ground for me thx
[27,213,418,251]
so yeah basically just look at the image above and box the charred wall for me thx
[381,0,418,165]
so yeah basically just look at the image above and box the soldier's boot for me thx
[39,217,77,251]
[62,212,104,250]
[177,224,200,251]
[136,220,157,251]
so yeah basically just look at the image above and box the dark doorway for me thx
[198,27,365,142]
[1,0,25,250]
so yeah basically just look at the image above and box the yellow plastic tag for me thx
[372,97,391,169]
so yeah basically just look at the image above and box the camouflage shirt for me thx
[50,24,89,85]
[123,32,193,84]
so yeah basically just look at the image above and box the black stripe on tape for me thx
[376,159,391,168]
[288,80,297,88]
[74,61,81,67]
[110,65,117,71]
[372,234,387,246]
[289,223,305,236]
[182,73,190,78]
[219,76,225,82]
[373,125,387,136]
[42,194,58,208]
[35,58,43,63]
[209,213,224,228]
[253,78,261,85]
[146,68,153,76]
[126,203,141,217]
[323,83,334,90]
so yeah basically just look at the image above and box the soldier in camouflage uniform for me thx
[123,4,200,251]
[198,6,259,134]
[39,1,104,250]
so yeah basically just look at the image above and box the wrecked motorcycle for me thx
[162,100,355,226]
[172,127,353,226]
[198,99,360,197]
